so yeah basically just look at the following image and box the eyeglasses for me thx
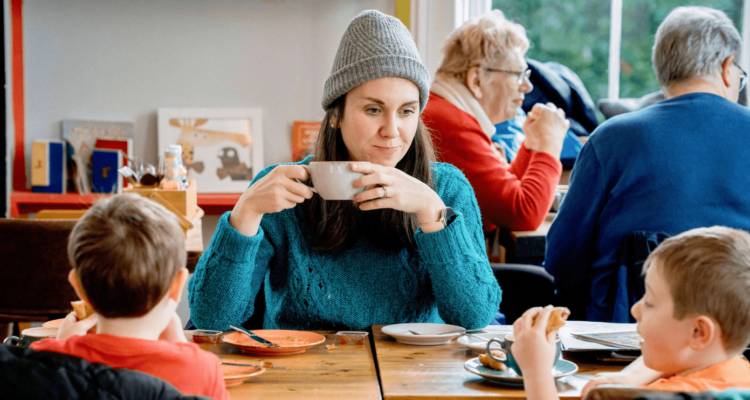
[483,67,532,85]
[734,62,747,92]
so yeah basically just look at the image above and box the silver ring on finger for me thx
[381,186,388,199]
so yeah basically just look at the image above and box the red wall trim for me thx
[11,0,25,191]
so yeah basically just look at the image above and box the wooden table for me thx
[200,331,381,399]
[372,325,624,400]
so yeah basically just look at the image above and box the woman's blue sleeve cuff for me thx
[209,212,265,263]
[414,213,480,265]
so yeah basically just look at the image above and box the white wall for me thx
[411,0,456,81]
[16,0,395,180]
[11,0,398,323]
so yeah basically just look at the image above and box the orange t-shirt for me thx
[646,357,750,392]
[31,334,229,400]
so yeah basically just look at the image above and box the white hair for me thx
[437,9,529,83]
[652,6,742,88]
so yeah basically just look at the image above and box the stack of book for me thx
[31,139,66,194]
[61,120,134,194]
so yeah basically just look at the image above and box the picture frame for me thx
[157,108,263,193]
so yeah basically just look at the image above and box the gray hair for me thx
[437,9,529,83]
[652,6,742,88]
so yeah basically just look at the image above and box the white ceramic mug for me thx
[299,162,369,200]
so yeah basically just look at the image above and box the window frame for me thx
[450,0,749,100]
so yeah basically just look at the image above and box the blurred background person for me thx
[544,6,750,321]
[423,10,569,233]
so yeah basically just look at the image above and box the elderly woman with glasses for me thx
[422,10,570,233]
[544,6,750,324]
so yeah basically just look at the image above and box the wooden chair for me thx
[583,385,662,400]
[34,208,203,270]
[0,219,79,340]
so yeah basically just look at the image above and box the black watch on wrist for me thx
[439,207,457,228]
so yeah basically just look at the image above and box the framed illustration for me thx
[157,108,263,193]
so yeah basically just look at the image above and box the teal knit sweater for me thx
[188,158,502,331]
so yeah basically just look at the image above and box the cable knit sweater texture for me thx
[188,158,502,331]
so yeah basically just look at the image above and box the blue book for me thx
[92,149,123,194]
[31,140,66,194]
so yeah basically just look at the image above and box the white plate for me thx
[457,333,509,354]
[381,323,465,345]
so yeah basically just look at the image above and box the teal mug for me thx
[486,334,562,376]
[3,327,58,348]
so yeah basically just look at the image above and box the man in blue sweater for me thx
[544,6,750,321]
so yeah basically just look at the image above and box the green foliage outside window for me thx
[492,0,743,117]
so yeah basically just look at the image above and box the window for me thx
[492,0,611,120]
[493,0,746,120]
[620,0,744,99]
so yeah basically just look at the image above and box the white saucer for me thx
[464,358,578,386]
[457,332,509,354]
[381,323,464,345]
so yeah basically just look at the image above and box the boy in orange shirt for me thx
[514,226,750,400]
[31,194,229,400]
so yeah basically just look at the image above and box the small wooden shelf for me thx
[197,193,241,216]
[10,191,240,218]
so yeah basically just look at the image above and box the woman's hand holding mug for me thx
[229,165,315,236]
[351,163,447,233]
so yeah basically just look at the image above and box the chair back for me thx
[583,385,662,400]
[0,219,78,322]
[603,231,669,323]
[491,263,556,324]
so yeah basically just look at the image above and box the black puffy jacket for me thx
[0,344,210,400]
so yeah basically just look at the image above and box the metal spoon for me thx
[462,333,491,342]
[408,328,484,336]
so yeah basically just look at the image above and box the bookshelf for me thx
[9,191,240,218]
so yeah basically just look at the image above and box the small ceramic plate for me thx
[221,364,265,387]
[464,357,578,386]
[222,330,326,356]
[42,319,64,328]
[457,333,509,354]
[381,323,465,345]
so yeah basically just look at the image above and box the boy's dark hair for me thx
[67,194,186,318]
[644,226,750,352]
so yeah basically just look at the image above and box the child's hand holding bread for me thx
[512,306,569,377]
[57,300,98,339]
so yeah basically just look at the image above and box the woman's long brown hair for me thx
[301,94,436,253]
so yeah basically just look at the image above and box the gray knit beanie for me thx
[322,10,430,112]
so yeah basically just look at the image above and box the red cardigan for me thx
[423,93,561,232]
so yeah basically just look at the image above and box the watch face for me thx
[444,207,457,224]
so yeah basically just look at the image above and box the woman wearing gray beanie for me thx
[189,10,501,331]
